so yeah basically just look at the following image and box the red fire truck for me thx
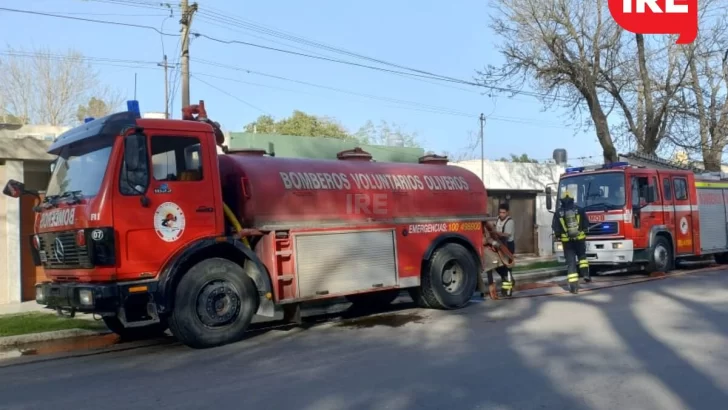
[546,161,728,273]
[2,100,488,349]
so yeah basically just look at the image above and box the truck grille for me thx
[587,221,619,236]
[38,231,92,269]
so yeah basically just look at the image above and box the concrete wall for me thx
[0,160,24,304]
[452,159,564,256]
[0,124,70,142]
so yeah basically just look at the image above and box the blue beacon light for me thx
[127,100,141,117]
[84,117,95,123]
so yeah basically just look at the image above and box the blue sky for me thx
[0,0,606,163]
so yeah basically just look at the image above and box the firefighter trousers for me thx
[563,240,590,289]
[494,240,516,296]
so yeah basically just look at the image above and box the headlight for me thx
[612,242,622,249]
[35,286,45,303]
[79,289,94,306]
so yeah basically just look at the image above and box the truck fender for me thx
[157,237,275,318]
[422,233,482,268]
[648,225,674,254]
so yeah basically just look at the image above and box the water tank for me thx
[553,149,567,164]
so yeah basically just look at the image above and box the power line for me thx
[0,6,178,37]
[191,74,269,115]
[0,50,572,128]
[0,6,565,102]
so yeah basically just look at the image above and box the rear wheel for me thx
[646,236,673,273]
[412,243,478,310]
[102,316,168,341]
[168,257,259,349]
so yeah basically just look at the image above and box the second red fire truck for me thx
[547,162,728,273]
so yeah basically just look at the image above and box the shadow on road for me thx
[0,269,726,410]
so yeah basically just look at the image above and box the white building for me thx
[452,159,564,257]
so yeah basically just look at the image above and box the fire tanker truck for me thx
[547,161,728,273]
[2,101,488,349]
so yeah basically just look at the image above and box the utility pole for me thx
[180,0,197,108]
[158,55,171,119]
[479,113,486,183]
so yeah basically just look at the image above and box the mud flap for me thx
[245,260,275,317]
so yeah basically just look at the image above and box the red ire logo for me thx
[608,0,698,44]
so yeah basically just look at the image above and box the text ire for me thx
[623,0,688,13]
[346,193,387,216]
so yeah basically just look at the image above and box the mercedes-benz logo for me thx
[53,237,65,264]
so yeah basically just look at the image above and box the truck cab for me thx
[2,101,273,345]
[547,162,697,273]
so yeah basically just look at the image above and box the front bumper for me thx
[35,281,158,313]
[554,239,634,265]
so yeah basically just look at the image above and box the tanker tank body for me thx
[217,148,489,311]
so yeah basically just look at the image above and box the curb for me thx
[0,328,108,348]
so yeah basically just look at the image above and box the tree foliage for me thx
[0,47,123,126]
[498,153,539,163]
[244,110,351,139]
[244,112,421,147]
[479,0,707,164]
[354,120,422,148]
[76,96,120,122]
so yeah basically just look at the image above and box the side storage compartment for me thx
[294,230,398,298]
[697,188,728,253]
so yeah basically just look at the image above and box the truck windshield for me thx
[557,172,626,211]
[46,140,114,199]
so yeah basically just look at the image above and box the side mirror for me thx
[545,186,553,210]
[49,160,57,174]
[3,179,25,198]
[646,187,656,203]
[124,133,145,171]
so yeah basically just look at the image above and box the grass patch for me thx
[0,312,105,338]
[513,260,562,273]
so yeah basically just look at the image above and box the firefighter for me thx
[552,191,591,294]
[493,203,516,297]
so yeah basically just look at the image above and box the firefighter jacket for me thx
[552,205,588,242]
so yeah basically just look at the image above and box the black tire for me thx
[102,316,168,341]
[346,289,400,310]
[715,252,728,264]
[416,243,478,310]
[647,236,673,273]
[168,257,259,349]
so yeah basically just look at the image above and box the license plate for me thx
[39,250,47,262]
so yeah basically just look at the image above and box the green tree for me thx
[244,110,352,139]
[354,120,421,148]
[76,97,113,122]
[498,153,539,163]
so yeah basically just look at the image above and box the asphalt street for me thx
[1,269,727,410]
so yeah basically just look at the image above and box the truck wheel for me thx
[102,316,168,341]
[647,236,673,273]
[418,243,478,310]
[714,252,728,264]
[346,289,400,310]
[168,257,259,349]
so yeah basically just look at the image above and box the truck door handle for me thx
[196,206,214,213]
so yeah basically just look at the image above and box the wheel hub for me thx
[442,260,464,294]
[654,245,668,269]
[196,280,241,327]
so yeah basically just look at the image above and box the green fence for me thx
[228,132,424,163]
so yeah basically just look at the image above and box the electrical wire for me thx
[191,74,270,115]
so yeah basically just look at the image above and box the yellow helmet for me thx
[561,191,572,199]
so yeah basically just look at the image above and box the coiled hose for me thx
[484,221,516,268]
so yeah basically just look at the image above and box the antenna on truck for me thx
[182,100,228,153]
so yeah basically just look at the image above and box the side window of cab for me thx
[151,136,203,182]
